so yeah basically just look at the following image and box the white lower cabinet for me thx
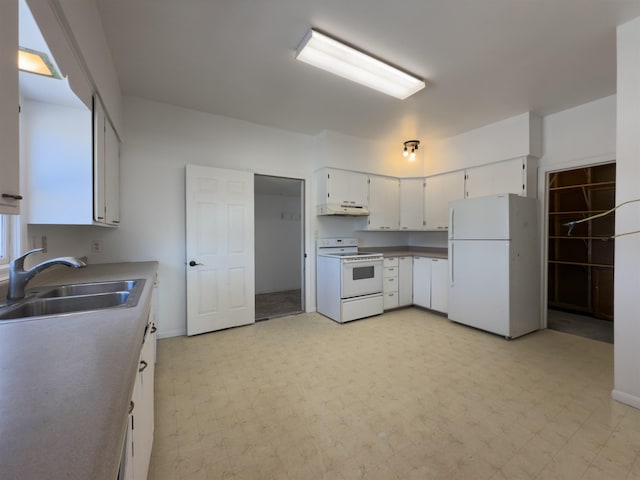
[412,256,449,313]
[430,258,449,314]
[398,256,413,307]
[383,256,414,310]
[412,257,432,309]
[383,257,400,310]
[122,307,156,480]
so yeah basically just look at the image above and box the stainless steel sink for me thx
[0,279,146,321]
[0,293,131,320]
[36,280,139,298]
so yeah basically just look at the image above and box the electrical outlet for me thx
[91,240,103,254]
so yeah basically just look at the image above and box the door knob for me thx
[189,260,203,267]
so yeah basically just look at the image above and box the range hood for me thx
[316,203,370,216]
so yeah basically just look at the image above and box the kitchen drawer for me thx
[384,292,399,310]
[384,266,399,278]
[383,276,398,293]
[384,257,399,268]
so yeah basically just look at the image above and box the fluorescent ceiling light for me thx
[295,29,425,100]
[18,47,60,79]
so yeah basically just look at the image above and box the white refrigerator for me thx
[448,194,540,339]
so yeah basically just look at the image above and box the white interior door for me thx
[186,165,255,335]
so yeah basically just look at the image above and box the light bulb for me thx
[403,147,408,157]
[409,150,416,161]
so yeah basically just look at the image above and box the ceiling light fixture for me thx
[403,140,420,161]
[18,47,60,79]
[295,29,426,100]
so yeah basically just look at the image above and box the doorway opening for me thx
[254,174,305,321]
[546,162,615,343]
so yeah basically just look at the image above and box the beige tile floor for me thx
[149,308,640,480]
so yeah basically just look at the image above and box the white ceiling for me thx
[95,0,640,147]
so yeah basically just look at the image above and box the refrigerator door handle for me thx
[449,207,454,238]
[449,243,454,286]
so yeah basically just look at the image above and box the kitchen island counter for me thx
[0,261,158,480]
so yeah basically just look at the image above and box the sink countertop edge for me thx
[0,261,159,480]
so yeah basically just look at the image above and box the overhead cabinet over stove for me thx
[316,168,369,215]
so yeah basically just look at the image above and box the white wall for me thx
[612,18,640,409]
[426,112,542,176]
[315,130,425,178]
[255,193,302,294]
[541,95,616,168]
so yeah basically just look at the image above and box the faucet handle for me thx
[11,248,44,268]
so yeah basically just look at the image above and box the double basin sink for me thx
[0,279,145,321]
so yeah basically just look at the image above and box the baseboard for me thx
[157,327,186,339]
[612,389,640,409]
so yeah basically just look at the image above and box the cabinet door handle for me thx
[129,401,134,414]
[449,207,455,236]
[138,360,148,372]
[2,193,23,200]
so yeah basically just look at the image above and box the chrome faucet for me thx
[7,248,87,301]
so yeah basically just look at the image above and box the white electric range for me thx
[316,238,384,323]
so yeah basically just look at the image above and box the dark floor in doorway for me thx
[255,289,302,321]
[547,309,613,344]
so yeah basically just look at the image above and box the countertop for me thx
[0,261,159,480]
[359,246,448,259]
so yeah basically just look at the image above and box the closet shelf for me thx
[548,260,613,268]
[549,181,615,191]
[549,236,612,240]
[548,210,609,216]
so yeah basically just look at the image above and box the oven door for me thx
[341,258,383,298]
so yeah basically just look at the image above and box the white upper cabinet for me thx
[424,171,465,231]
[27,97,119,226]
[104,115,120,225]
[93,97,120,225]
[26,100,93,224]
[367,175,399,230]
[465,157,537,199]
[316,168,369,213]
[0,0,20,215]
[399,178,424,231]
